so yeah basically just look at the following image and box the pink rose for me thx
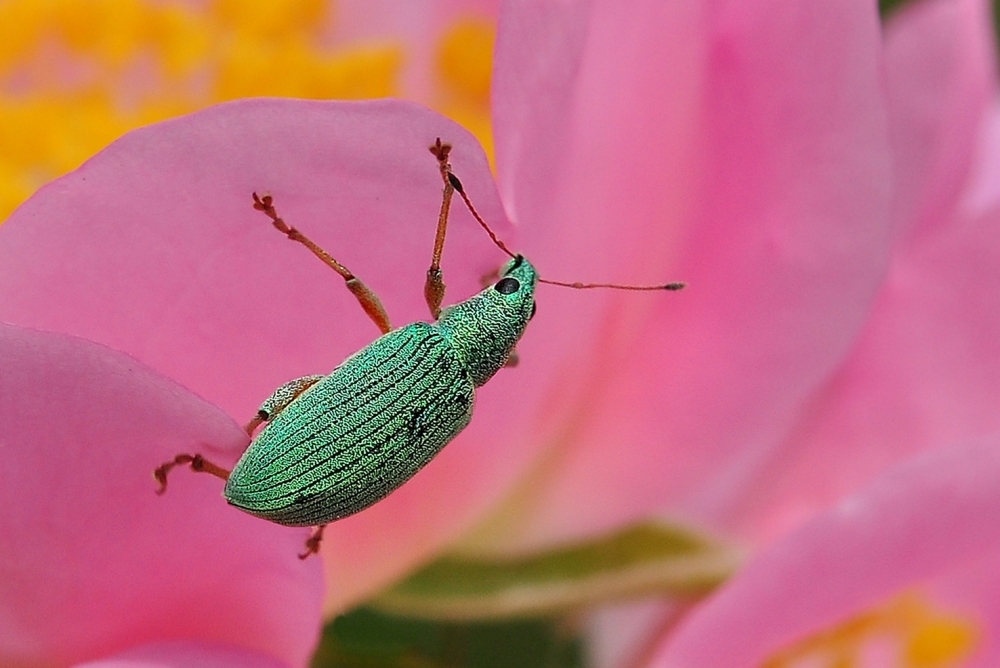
[3,0,999,665]
[0,100,517,665]
[649,441,1000,667]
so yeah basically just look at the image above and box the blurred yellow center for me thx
[762,592,979,668]
[436,17,494,104]
[433,16,496,164]
[0,2,497,223]
[0,0,404,221]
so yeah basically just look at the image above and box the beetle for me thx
[154,139,684,559]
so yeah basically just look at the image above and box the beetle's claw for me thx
[153,465,170,495]
[252,191,272,212]
[298,525,327,560]
[153,453,229,495]
[152,454,192,495]
[429,138,451,162]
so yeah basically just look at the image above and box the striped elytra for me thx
[224,256,539,526]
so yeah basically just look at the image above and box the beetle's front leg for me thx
[423,140,457,320]
[244,374,325,435]
[253,193,392,334]
[299,524,327,560]
[154,454,231,494]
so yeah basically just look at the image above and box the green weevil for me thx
[154,139,684,559]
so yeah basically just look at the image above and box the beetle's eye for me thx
[529,302,537,320]
[495,277,520,295]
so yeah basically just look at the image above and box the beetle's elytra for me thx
[226,255,537,527]
[154,139,683,559]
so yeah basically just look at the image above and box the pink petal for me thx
[0,99,534,611]
[0,323,322,667]
[476,0,894,552]
[926,547,1000,667]
[729,98,1000,540]
[883,0,997,243]
[647,441,1000,667]
[73,641,287,668]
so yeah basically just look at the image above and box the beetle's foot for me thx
[154,454,194,494]
[153,453,231,494]
[251,191,274,215]
[298,524,327,560]
[252,191,295,237]
[429,137,452,164]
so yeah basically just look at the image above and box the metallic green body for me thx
[224,257,538,526]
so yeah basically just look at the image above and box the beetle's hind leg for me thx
[245,374,324,435]
[299,524,327,560]
[154,454,231,495]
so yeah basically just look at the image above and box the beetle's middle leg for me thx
[244,374,324,435]
[252,192,391,335]
[299,524,327,560]
[154,454,230,494]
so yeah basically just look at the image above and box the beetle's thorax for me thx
[434,256,538,387]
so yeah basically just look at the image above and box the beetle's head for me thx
[436,255,538,386]
[492,254,538,324]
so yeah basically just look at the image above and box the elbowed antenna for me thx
[429,138,686,294]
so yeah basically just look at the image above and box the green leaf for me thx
[311,608,585,668]
[879,0,918,19]
[368,521,742,621]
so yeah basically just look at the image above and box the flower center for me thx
[0,0,403,220]
[436,17,494,104]
[762,592,978,668]
[433,16,496,162]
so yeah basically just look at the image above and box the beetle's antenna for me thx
[538,278,687,291]
[432,138,685,293]
[430,139,516,260]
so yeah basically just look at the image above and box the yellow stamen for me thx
[0,0,405,222]
[210,0,327,42]
[436,17,495,105]
[762,592,979,668]
[903,611,977,668]
[434,16,496,163]
[0,3,500,222]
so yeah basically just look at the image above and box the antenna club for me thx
[664,282,686,291]
[447,172,464,193]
